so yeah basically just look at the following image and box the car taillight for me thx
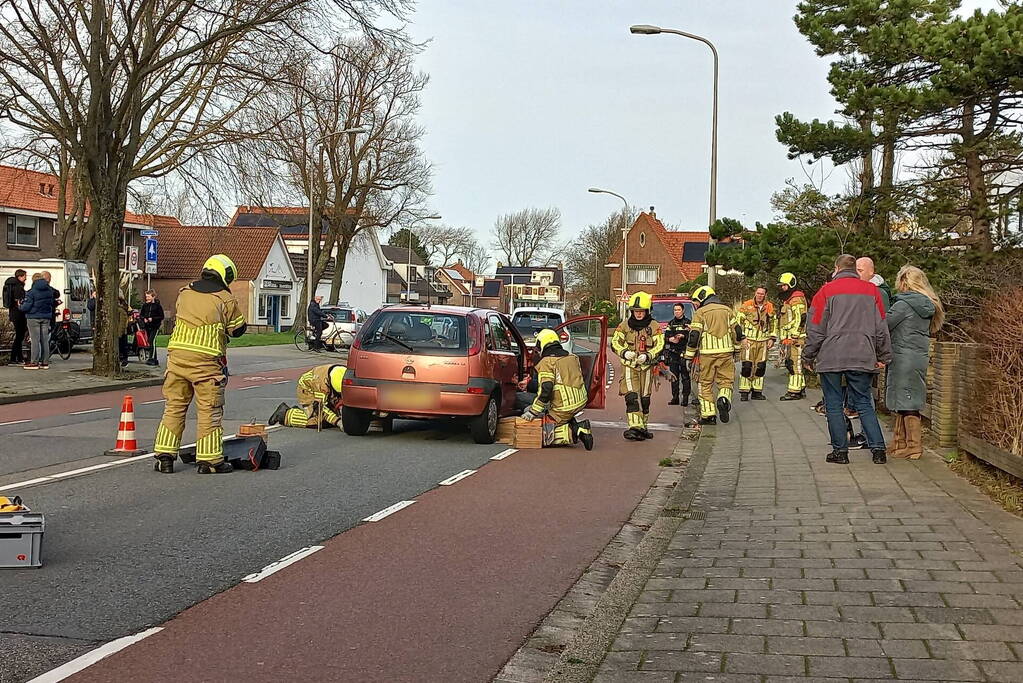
[468,318,483,356]
[62,308,71,321]
[467,386,485,394]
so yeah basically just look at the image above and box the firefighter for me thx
[268,365,346,429]
[153,255,246,474]
[663,303,692,407]
[520,329,594,450]
[778,272,808,401]
[686,286,743,425]
[736,286,777,401]
[611,291,664,441]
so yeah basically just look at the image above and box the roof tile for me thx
[155,225,279,280]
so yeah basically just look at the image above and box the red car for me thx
[341,305,607,443]
[650,294,695,325]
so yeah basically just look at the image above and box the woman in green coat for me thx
[886,266,944,459]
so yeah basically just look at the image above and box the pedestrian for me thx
[610,291,663,441]
[519,329,594,450]
[307,295,326,351]
[803,254,892,465]
[777,272,808,401]
[663,303,692,407]
[117,297,131,367]
[19,273,56,369]
[3,268,28,364]
[153,254,246,474]
[886,265,944,460]
[269,364,347,430]
[140,290,165,366]
[856,257,893,312]
[686,286,743,425]
[736,286,777,401]
[39,270,62,322]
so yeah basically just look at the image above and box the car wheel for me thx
[470,393,499,444]
[342,405,372,436]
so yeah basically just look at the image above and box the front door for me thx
[267,295,281,332]
[555,315,609,409]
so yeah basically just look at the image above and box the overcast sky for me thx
[407,0,1002,246]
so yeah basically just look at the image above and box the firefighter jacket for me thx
[737,299,777,343]
[685,297,742,358]
[611,317,664,369]
[530,348,588,415]
[779,290,808,341]
[297,364,343,410]
[167,276,247,358]
[663,315,691,363]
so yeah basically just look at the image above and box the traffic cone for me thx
[105,395,145,456]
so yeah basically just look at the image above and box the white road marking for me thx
[141,399,165,405]
[363,500,416,522]
[26,627,163,683]
[490,448,517,461]
[236,385,259,391]
[271,380,289,385]
[70,408,109,415]
[438,469,476,486]
[589,420,678,432]
[241,545,324,583]
[0,477,52,491]
[0,419,31,427]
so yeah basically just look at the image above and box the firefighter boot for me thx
[739,392,749,402]
[750,391,767,401]
[698,416,717,426]
[154,455,175,474]
[717,396,731,424]
[623,428,645,441]
[779,391,804,401]
[268,402,289,426]
[576,420,594,451]
[196,461,233,474]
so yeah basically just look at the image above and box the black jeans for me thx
[145,324,160,362]
[668,358,691,402]
[9,308,27,362]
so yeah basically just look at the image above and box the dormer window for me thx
[39,182,46,195]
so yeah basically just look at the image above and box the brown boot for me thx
[904,413,923,460]
[889,414,909,458]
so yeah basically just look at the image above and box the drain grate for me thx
[684,509,707,520]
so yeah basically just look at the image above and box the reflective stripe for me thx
[700,398,716,418]
[284,408,310,428]
[627,411,645,428]
[196,427,224,460]
[154,422,180,455]
[168,322,227,357]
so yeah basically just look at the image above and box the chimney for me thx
[649,206,656,218]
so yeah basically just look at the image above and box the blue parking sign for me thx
[145,237,158,262]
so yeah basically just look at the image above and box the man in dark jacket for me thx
[140,290,165,366]
[307,295,326,351]
[803,254,892,465]
[3,269,27,364]
[663,303,691,407]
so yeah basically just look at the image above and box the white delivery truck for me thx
[0,259,95,344]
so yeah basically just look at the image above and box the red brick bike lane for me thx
[67,384,681,682]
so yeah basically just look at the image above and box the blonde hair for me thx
[895,265,944,335]
[31,272,43,281]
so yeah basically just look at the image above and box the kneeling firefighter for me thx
[520,329,593,450]
[611,291,664,441]
[686,286,743,425]
[154,254,246,474]
[269,364,346,429]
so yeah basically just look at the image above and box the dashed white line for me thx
[241,545,324,583]
[438,469,476,486]
[141,399,165,405]
[0,477,51,491]
[271,380,289,385]
[490,448,517,461]
[0,419,31,427]
[26,627,163,683]
[70,408,109,415]
[236,385,259,391]
[363,500,416,522]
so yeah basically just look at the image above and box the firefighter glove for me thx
[623,350,637,360]
[521,407,538,422]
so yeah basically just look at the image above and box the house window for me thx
[639,232,646,247]
[408,266,419,282]
[627,265,658,285]
[6,215,39,247]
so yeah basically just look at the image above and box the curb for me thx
[0,377,163,405]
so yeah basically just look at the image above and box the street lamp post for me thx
[306,126,368,319]
[588,187,631,315]
[630,24,719,288]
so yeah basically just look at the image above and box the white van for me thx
[0,259,95,343]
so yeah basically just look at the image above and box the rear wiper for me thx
[380,333,414,352]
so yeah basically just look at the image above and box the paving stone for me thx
[840,606,916,623]
[768,636,845,656]
[725,652,806,676]
[640,650,723,672]
[698,603,768,619]
[772,578,837,592]
[890,658,984,681]
[944,593,1015,609]
[804,620,881,639]
[808,655,894,679]
[669,589,737,604]
[805,591,874,606]
[926,639,1015,661]
[844,638,929,658]
[621,617,660,633]
[655,617,729,633]
[879,622,962,640]
[687,633,766,654]
[959,623,1023,642]
[736,589,804,605]
[913,607,994,624]
[981,661,1023,682]
[646,578,710,591]
[729,618,804,636]
[611,633,690,651]
[593,671,677,683]
[769,605,841,621]
[871,591,945,607]
[631,602,699,618]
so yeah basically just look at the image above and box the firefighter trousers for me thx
[620,365,653,430]
[542,415,591,447]
[283,402,340,429]
[698,353,735,418]
[784,340,806,393]
[740,340,769,393]
[154,353,226,463]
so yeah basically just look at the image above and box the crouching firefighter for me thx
[611,291,664,441]
[736,286,777,401]
[520,329,594,450]
[687,286,743,425]
[154,255,246,474]
[268,365,346,429]
[778,272,808,401]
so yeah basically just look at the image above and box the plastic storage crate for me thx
[0,511,44,568]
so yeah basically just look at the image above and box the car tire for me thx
[342,405,373,436]
[470,393,499,445]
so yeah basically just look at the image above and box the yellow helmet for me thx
[202,254,238,286]
[329,365,347,394]
[628,291,652,311]
[535,328,561,353]
[692,285,715,303]
[778,272,797,287]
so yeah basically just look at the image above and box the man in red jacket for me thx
[803,254,892,466]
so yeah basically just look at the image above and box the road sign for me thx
[140,229,159,237]
[145,261,157,274]
[126,246,139,272]
[145,238,158,263]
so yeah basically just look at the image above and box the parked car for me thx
[650,294,695,326]
[320,304,368,347]
[341,305,607,443]
[510,306,572,352]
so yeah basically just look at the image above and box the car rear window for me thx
[358,310,467,356]
[651,301,695,322]
[511,311,564,336]
[323,308,353,322]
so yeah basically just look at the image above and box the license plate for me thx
[380,384,440,411]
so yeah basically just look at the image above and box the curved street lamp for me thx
[588,187,632,314]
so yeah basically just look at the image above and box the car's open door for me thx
[555,315,608,409]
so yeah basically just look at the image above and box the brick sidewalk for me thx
[594,379,1023,682]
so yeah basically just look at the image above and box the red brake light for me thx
[62,308,71,321]
[343,377,354,386]
[467,386,485,394]
[468,317,483,356]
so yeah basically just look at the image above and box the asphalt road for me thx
[1,349,680,683]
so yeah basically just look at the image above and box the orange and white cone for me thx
[105,395,145,456]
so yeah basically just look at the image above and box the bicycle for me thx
[293,316,350,353]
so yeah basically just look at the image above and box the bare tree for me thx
[459,237,491,277]
[418,225,476,265]
[491,207,562,267]
[564,207,634,311]
[0,0,408,376]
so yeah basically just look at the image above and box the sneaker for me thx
[872,448,887,465]
[23,363,38,370]
[39,363,49,370]
[196,461,233,474]
[826,450,850,464]
[268,402,290,426]
[850,434,869,450]
[717,396,731,423]
[698,416,717,426]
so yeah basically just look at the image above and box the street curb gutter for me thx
[0,377,163,405]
